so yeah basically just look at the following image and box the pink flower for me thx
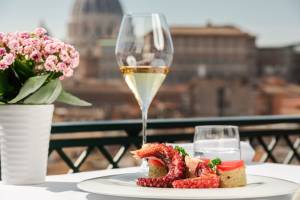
[47,55,58,63]
[22,38,33,46]
[23,45,34,55]
[44,42,60,54]
[0,28,80,77]
[0,48,6,56]
[18,32,30,39]
[43,39,52,46]
[59,50,70,62]
[2,32,15,44]
[44,55,58,71]
[34,27,47,37]
[42,35,50,40]
[2,53,15,66]
[0,63,5,69]
[0,32,4,40]
[0,61,8,70]
[64,58,72,65]
[57,62,67,71]
[7,39,20,52]
[30,50,42,62]
[69,49,79,59]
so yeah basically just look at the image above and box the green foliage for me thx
[0,69,21,102]
[0,56,35,103]
[12,57,35,82]
[0,56,91,106]
[24,79,62,104]
[211,158,222,165]
[9,74,49,103]
[174,145,189,157]
[208,158,222,171]
[57,90,91,106]
[0,70,10,102]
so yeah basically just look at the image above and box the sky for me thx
[0,0,300,47]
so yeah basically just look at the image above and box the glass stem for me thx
[141,108,148,145]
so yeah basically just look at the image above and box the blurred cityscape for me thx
[4,0,298,174]
[49,0,300,123]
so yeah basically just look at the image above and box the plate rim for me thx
[77,172,299,199]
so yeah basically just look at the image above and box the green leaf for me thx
[57,89,91,106]
[12,58,35,82]
[0,69,20,101]
[9,74,49,104]
[24,79,62,104]
[208,158,222,172]
[211,158,222,165]
[174,145,189,157]
[0,71,8,97]
[0,101,5,104]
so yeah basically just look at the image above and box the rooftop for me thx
[171,23,254,37]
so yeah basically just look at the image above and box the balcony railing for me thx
[48,115,300,173]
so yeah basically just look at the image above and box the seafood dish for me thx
[132,143,247,188]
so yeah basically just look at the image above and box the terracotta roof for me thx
[171,25,254,37]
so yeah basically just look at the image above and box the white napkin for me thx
[168,142,255,164]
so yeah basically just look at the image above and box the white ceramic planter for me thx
[0,105,54,185]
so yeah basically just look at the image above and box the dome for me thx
[68,0,123,44]
[72,0,123,17]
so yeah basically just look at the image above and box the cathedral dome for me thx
[72,0,123,16]
[68,0,123,44]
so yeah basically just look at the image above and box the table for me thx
[0,163,299,200]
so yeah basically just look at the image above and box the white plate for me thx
[77,172,299,199]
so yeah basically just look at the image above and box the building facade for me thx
[169,24,257,83]
[63,0,300,121]
[257,44,300,82]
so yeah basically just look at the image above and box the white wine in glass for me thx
[115,13,174,145]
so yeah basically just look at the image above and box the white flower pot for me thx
[0,105,54,185]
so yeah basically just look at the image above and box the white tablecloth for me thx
[0,163,299,200]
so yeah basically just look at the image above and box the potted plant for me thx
[0,28,90,185]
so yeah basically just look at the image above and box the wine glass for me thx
[194,125,241,161]
[115,13,173,145]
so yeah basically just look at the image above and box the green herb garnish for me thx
[208,158,222,171]
[174,145,189,157]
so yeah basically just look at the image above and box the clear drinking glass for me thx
[193,125,241,160]
[115,13,173,145]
